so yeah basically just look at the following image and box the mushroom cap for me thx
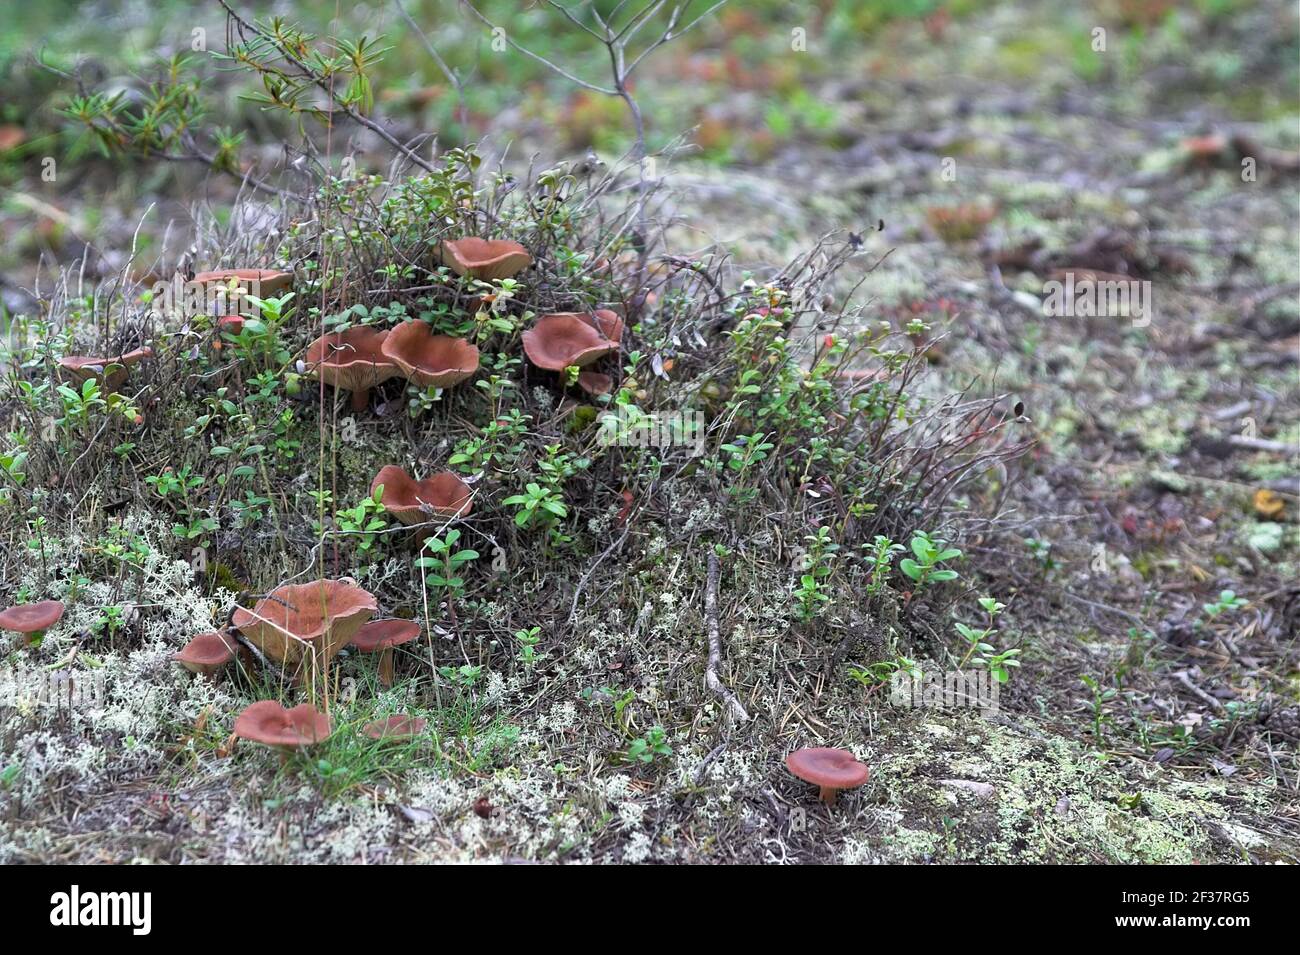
[173,631,238,674]
[352,618,421,653]
[785,747,870,791]
[192,268,293,297]
[233,700,332,748]
[362,714,428,741]
[577,370,613,396]
[370,465,473,523]
[0,600,64,634]
[231,579,377,667]
[58,347,153,389]
[380,322,480,388]
[522,311,622,371]
[216,315,246,335]
[304,326,399,393]
[439,238,533,281]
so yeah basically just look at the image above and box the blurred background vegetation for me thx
[1,0,1296,286]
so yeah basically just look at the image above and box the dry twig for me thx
[704,551,749,724]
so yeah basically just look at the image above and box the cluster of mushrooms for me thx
[20,244,876,802]
[173,578,427,749]
[304,238,623,413]
[177,239,622,756]
[54,269,298,391]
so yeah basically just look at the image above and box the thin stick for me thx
[704,551,749,724]
[1174,670,1227,715]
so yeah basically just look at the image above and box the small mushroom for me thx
[370,465,473,524]
[362,714,427,741]
[193,269,292,315]
[212,315,245,350]
[577,370,613,396]
[381,321,480,389]
[438,238,532,280]
[233,699,332,751]
[173,631,238,677]
[351,618,420,687]
[785,747,870,806]
[304,326,400,412]
[521,311,622,371]
[58,346,153,391]
[0,600,64,646]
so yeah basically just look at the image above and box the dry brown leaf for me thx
[1254,488,1285,519]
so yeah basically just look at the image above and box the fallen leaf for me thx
[399,805,434,824]
[1253,488,1285,519]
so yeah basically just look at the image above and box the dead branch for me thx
[704,551,749,724]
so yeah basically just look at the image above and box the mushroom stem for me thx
[350,387,370,413]
[819,786,838,806]
[378,647,394,687]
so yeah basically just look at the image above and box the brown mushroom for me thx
[58,347,152,391]
[577,370,613,396]
[173,631,239,677]
[0,600,64,646]
[380,321,480,389]
[351,618,420,687]
[193,269,292,315]
[233,699,332,751]
[216,315,245,333]
[362,714,427,741]
[785,747,870,806]
[521,311,622,371]
[370,465,473,524]
[231,579,377,682]
[438,238,532,281]
[304,326,400,412]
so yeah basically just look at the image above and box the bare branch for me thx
[393,0,469,132]
[459,0,619,95]
[218,0,436,172]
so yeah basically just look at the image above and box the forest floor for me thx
[0,1,1297,863]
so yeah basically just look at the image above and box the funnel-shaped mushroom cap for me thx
[193,268,293,297]
[439,238,533,281]
[232,579,377,667]
[380,322,480,388]
[522,311,622,370]
[304,326,399,392]
[362,714,428,741]
[786,747,870,801]
[59,347,153,389]
[174,631,238,675]
[0,600,64,634]
[370,465,473,523]
[352,618,421,653]
[234,700,332,748]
